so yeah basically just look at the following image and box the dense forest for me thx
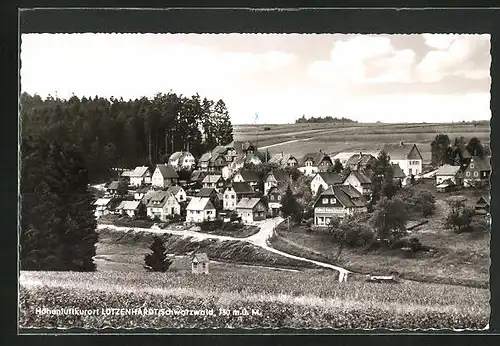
[295,115,358,124]
[20,92,234,183]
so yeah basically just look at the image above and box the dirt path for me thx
[259,138,314,150]
[97,217,350,278]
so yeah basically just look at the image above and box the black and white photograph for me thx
[19,29,491,330]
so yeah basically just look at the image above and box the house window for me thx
[278,195,281,201]
[330,198,336,204]
[470,163,474,169]
[322,198,328,204]
[270,195,275,201]
[231,195,235,199]
[474,171,479,177]
[207,211,212,215]
[466,171,471,177]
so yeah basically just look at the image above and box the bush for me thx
[263,127,272,131]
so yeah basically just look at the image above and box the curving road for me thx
[97,217,350,280]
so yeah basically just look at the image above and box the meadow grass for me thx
[19,270,489,329]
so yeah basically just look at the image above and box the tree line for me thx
[430,134,490,168]
[295,115,358,124]
[21,92,234,183]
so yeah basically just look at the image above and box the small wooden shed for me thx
[191,253,209,275]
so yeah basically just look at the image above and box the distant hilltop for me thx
[295,115,358,124]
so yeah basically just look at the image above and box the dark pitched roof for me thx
[212,146,228,155]
[236,197,264,209]
[228,182,255,194]
[200,152,212,162]
[469,156,491,171]
[317,172,343,185]
[300,152,331,166]
[381,143,420,160]
[202,175,223,184]
[349,170,372,184]
[237,170,260,182]
[192,253,209,263]
[197,188,217,197]
[166,186,183,195]
[156,164,179,179]
[346,153,376,167]
[272,170,291,182]
[190,170,207,182]
[315,185,367,208]
[146,191,170,207]
[391,163,406,178]
[107,181,120,190]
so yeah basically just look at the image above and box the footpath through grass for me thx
[19,270,489,329]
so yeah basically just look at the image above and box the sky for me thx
[20,33,491,124]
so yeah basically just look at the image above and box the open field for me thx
[269,186,490,289]
[233,122,490,163]
[19,270,489,329]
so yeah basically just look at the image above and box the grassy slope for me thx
[95,228,319,273]
[269,185,490,288]
[234,122,490,162]
[19,270,489,329]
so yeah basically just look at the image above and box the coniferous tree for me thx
[20,137,98,271]
[144,236,172,272]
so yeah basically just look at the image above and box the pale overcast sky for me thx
[20,33,491,124]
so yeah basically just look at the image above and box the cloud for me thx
[307,35,416,87]
[416,34,490,83]
[421,34,458,50]
[20,34,298,100]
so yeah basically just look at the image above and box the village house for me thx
[129,166,152,187]
[391,163,408,187]
[463,156,491,187]
[381,142,423,177]
[141,190,157,206]
[133,185,154,201]
[202,174,225,193]
[93,198,113,218]
[105,181,120,196]
[115,200,141,218]
[199,152,212,172]
[268,151,298,167]
[208,153,227,174]
[310,172,343,195]
[313,185,368,227]
[264,170,291,195]
[191,253,209,275]
[223,182,256,210]
[267,183,288,217]
[197,188,222,210]
[299,150,333,176]
[342,170,372,199]
[345,152,377,171]
[146,191,181,221]
[236,197,268,224]
[189,170,207,185]
[120,169,134,184]
[475,194,490,215]
[331,152,358,166]
[232,170,261,192]
[230,140,257,156]
[436,164,463,186]
[165,185,187,203]
[186,197,217,223]
[168,151,196,171]
[151,164,179,188]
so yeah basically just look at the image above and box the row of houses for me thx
[433,155,491,192]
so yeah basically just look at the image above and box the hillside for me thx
[233,122,491,163]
